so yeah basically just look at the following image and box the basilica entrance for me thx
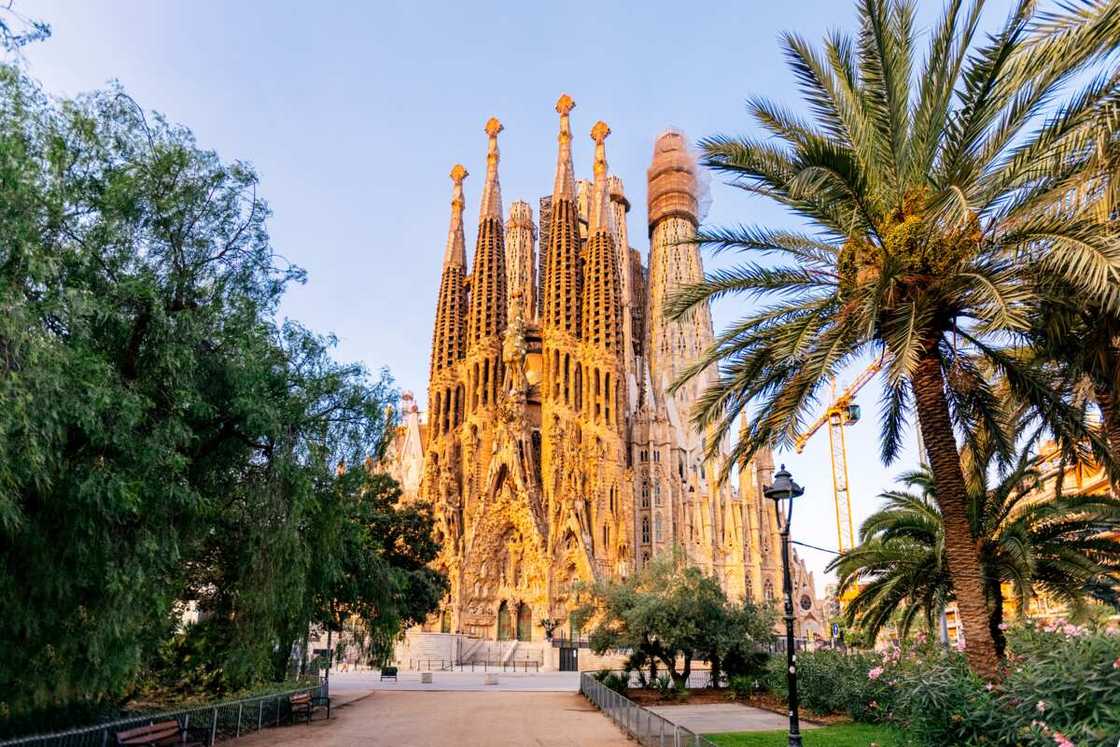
[516,603,532,641]
[497,601,513,640]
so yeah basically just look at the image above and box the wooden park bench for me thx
[114,720,203,746]
[380,665,398,681]
[289,691,330,724]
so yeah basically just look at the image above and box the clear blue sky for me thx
[21,0,1017,584]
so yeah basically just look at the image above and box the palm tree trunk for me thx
[986,576,1006,660]
[1094,382,1120,471]
[912,353,1000,681]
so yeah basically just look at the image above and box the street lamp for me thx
[764,463,805,747]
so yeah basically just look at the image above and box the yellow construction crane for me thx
[793,357,884,554]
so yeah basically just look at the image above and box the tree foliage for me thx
[0,63,443,729]
[832,456,1120,656]
[573,552,774,688]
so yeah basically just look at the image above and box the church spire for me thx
[553,94,576,201]
[541,94,582,338]
[480,117,503,220]
[467,117,508,348]
[582,120,623,356]
[430,165,470,378]
[444,163,468,266]
[588,120,614,235]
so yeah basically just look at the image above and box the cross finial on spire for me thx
[485,117,503,139]
[450,163,468,185]
[556,93,575,116]
[591,120,611,145]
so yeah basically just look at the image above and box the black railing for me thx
[0,683,327,747]
[401,658,541,672]
[580,672,718,747]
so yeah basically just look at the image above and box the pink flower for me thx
[1113,657,1120,670]
[867,666,884,680]
[997,623,1009,631]
[1036,700,1048,713]
[985,682,994,691]
[1052,732,1074,747]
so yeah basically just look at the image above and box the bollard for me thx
[257,700,263,730]
[210,706,218,745]
[236,703,243,737]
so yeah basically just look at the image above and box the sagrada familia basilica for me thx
[388,95,826,644]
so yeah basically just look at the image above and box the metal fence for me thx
[401,658,541,672]
[0,683,327,747]
[590,668,726,690]
[579,673,719,747]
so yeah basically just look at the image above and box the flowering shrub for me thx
[767,623,1120,745]
[766,649,886,719]
[988,620,1120,745]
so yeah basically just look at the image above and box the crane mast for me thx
[794,357,884,553]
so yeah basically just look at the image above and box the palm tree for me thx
[669,0,1120,679]
[830,459,1120,658]
[1030,100,1120,465]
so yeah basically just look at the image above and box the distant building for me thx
[385,95,824,643]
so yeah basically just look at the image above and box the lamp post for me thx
[764,463,805,747]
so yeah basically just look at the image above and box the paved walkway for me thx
[648,703,817,734]
[235,690,631,746]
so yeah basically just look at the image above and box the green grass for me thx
[707,722,904,747]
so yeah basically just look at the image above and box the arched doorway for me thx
[497,601,513,640]
[516,603,532,641]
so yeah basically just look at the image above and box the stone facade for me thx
[387,95,824,643]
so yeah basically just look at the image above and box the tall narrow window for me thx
[482,358,490,406]
[604,372,611,423]
[641,517,650,545]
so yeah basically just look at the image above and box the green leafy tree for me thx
[0,62,443,728]
[832,458,1120,658]
[574,552,773,688]
[305,468,447,673]
[670,0,1120,679]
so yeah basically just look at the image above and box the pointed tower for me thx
[465,117,508,414]
[581,121,624,367]
[608,175,637,413]
[581,120,631,578]
[428,164,469,438]
[505,201,536,319]
[540,95,582,343]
